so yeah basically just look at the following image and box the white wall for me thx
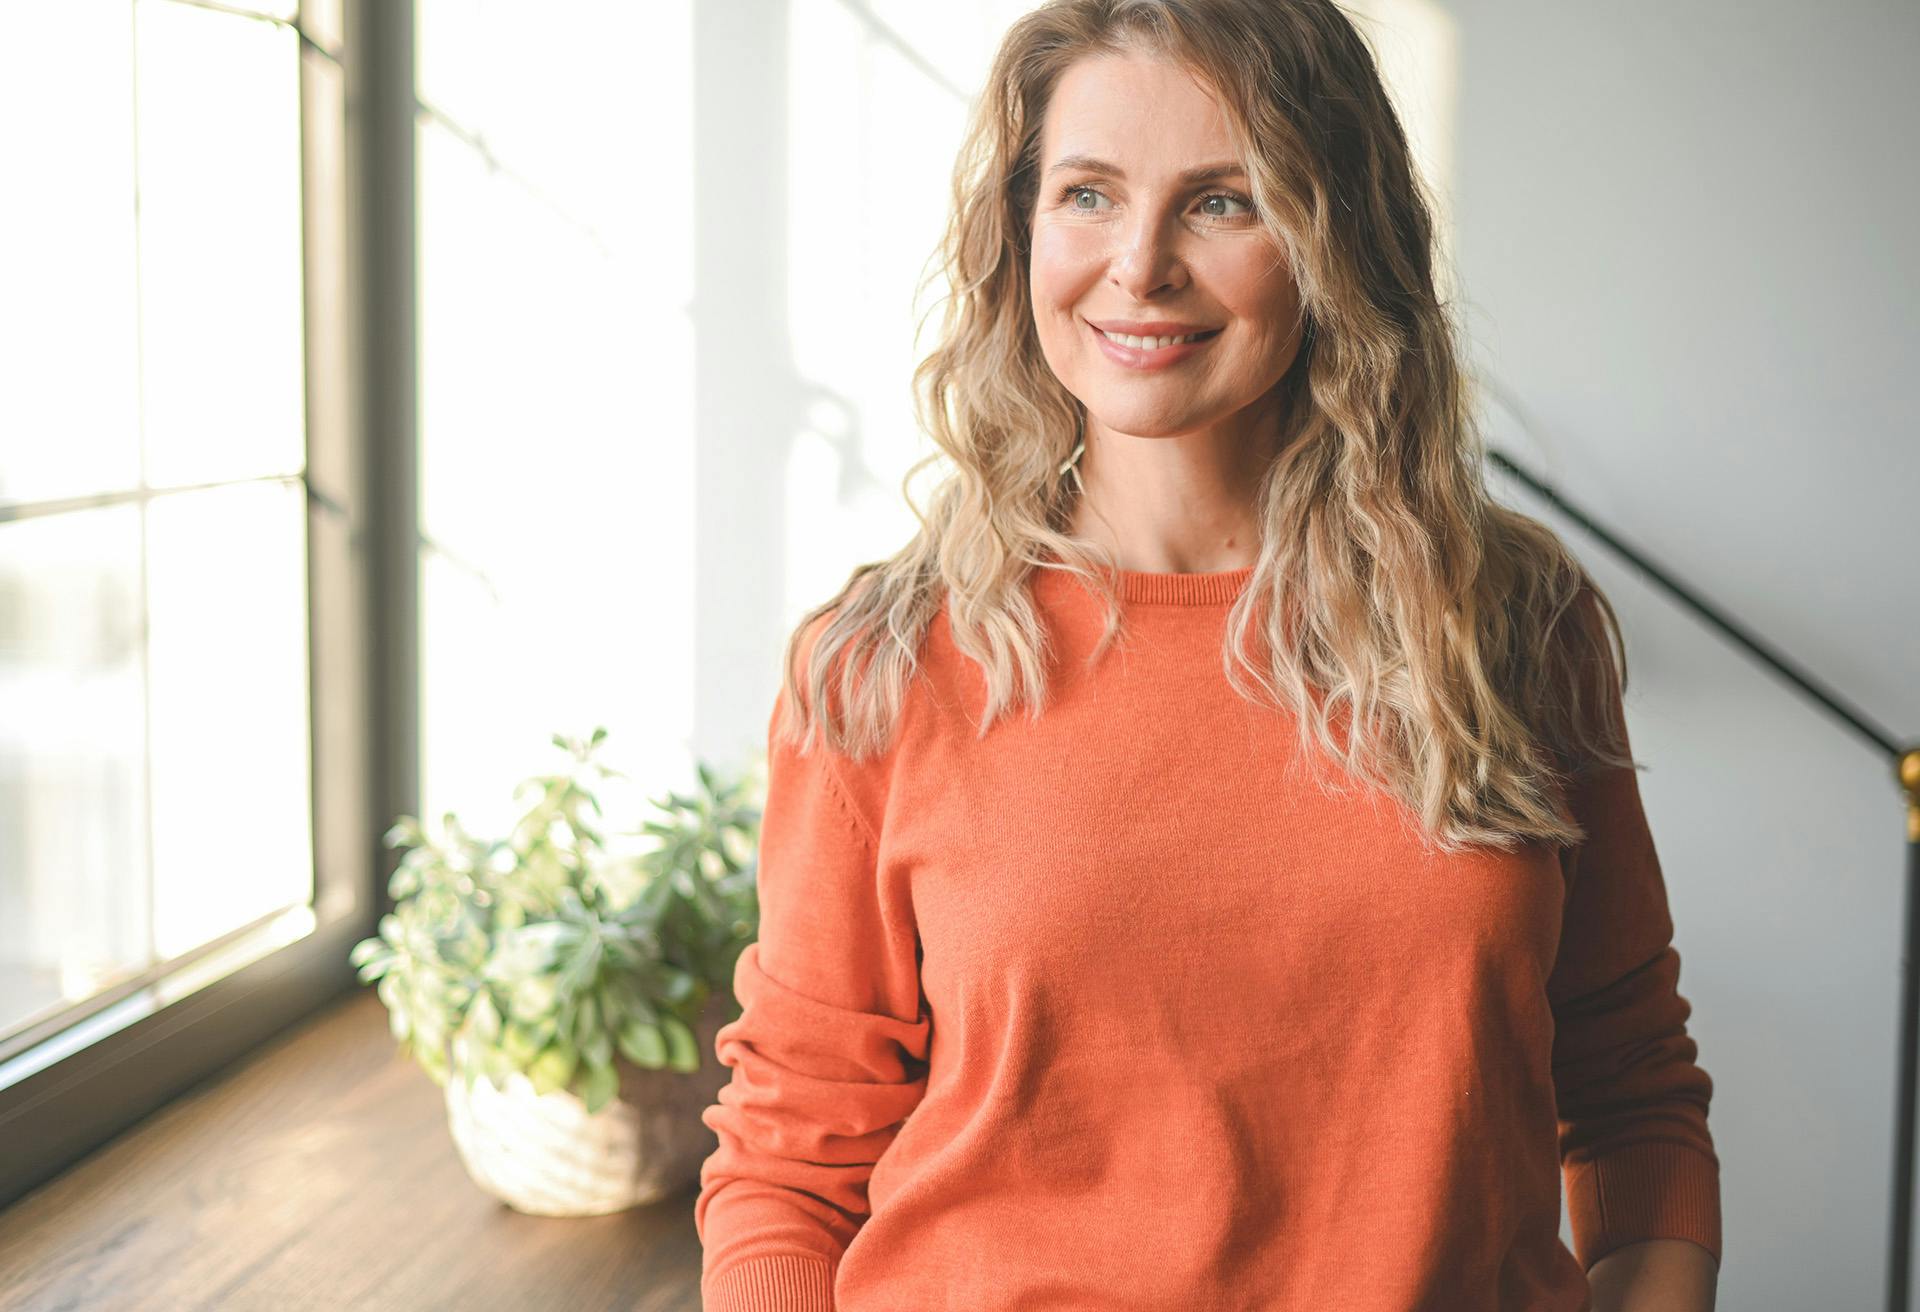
[1442,2,1920,1303]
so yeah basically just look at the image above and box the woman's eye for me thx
[1200,191,1255,219]
[1056,183,1255,221]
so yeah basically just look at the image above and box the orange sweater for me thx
[695,562,1721,1310]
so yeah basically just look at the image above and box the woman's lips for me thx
[1088,319,1222,370]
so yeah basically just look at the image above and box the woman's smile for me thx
[1087,317,1225,370]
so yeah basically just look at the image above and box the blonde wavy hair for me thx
[778,0,1636,853]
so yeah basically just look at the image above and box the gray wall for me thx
[1446,1,1919,1302]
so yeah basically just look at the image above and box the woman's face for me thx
[1028,51,1304,443]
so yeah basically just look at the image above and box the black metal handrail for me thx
[1486,444,1919,1311]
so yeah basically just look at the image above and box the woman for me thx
[696,2,1722,1308]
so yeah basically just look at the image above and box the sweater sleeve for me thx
[694,679,931,1310]
[1545,604,1723,1274]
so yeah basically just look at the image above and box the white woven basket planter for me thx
[443,991,734,1217]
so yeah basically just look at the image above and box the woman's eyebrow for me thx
[1045,154,1248,184]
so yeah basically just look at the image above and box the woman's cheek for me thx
[1030,223,1097,296]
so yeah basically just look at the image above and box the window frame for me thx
[0,0,418,1212]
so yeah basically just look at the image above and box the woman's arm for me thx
[1587,1237,1719,1311]
[696,666,929,1310]
[1547,586,1724,1274]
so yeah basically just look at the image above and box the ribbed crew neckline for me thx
[1112,562,1255,606]
[1034,553,1256,607]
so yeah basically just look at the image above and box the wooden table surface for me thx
[0,987,706,1311]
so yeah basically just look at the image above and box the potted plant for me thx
[348,727,761,1216]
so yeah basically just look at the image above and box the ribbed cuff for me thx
[1566,1139,1723,1272]
[703,1253,837,1311]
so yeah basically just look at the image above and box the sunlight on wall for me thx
[1346,0,1460,298]
[782,1,955,615]
[779,1,1044,621]
[415,0,696,839]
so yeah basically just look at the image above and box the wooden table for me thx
[0,988,705,1310]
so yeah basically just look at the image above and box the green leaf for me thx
[527,1043,577,1096]
[509,976,559,1020]
[660,1014,700,1073]
[468,989,502,1042]
[659,966,698,1004]
[383,816,424,849]
[580,1059,618,1114]
[502,1021,543,1066]
[616,1017,667,1068]
[580,1024,612,1069]
[376,976,408,1038]
[573,993,600,1050]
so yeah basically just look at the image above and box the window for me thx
[0,0,376,1210]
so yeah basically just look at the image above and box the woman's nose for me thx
[1109,210,1187,299]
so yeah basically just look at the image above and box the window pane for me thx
[134,0,304,491]
[0,2,141,506]
[0,507,151,1038]
[146,481,311,959]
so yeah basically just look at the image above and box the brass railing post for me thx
[1894,747,1920,1312]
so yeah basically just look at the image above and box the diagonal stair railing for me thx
[1487,446,1918,1312]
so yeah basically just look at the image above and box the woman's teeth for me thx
[1097,327,1215,349]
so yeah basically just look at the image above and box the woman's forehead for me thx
[1040,55,1241,168]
